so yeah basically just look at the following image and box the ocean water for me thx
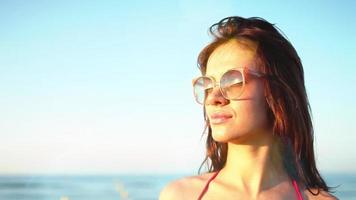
[0,174,183,200]
[0,173,354,200]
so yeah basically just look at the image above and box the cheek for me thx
[238,82,269,129]
[230,97,269,133]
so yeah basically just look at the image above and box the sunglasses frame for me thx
[192,67,266,105]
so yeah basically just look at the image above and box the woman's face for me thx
[205,39,271,144]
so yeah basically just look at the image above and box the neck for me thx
[219,133,288,197]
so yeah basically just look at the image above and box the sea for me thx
[0,173,354,200]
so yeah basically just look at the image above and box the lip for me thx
[209,112,233,125]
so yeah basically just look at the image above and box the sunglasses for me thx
[192,67,266,105]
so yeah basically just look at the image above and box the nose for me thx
[205,86,229,106]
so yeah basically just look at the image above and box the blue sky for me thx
[0,0,355,174]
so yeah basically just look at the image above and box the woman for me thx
[160,16,337,200]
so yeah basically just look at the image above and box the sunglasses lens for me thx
[193,70,244,104]
[221,70,244,100]
[193,77,213,104]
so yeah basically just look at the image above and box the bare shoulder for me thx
[159,172,214,200]
[304,188,339,200]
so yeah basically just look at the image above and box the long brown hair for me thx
[197,16,331,194]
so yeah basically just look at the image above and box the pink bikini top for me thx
[197,170,304,200]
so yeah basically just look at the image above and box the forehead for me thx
[206,39,258,78]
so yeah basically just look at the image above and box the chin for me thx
[211,128,240,143]
[211,134,228,143]
[211,125,251,143]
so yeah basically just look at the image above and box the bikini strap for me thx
[197,170,220,200]
[292,180,304,200]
